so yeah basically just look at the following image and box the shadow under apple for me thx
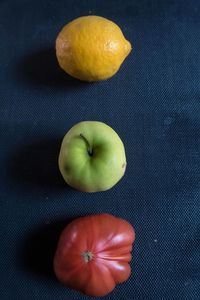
[9,137,71,192]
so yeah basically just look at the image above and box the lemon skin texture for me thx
[58,121,127,192]
[56,16,132,81]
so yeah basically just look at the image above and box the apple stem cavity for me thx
[80,134,93,156]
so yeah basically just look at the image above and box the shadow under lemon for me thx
[17,47,88,90]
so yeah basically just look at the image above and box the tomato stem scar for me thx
[82,251,93,263]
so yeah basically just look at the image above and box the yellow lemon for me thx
[56,16,132,81]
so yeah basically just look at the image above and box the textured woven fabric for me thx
[1,0,200,299]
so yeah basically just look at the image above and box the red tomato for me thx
[54,214,135,297]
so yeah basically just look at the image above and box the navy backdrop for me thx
[0,0,200,299]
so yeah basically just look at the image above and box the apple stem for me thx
[80,134,93,156]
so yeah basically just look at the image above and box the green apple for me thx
[58,121,126,192]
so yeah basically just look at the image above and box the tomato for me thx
[53,214,135,297]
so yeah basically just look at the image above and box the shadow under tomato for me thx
[19,218,77,279]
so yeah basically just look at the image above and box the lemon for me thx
[56,16,132,81]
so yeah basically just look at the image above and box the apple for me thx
[58,121,126,192]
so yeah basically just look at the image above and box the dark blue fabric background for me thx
[0,0,200,299]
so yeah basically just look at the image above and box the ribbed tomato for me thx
[54,214,135,297]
